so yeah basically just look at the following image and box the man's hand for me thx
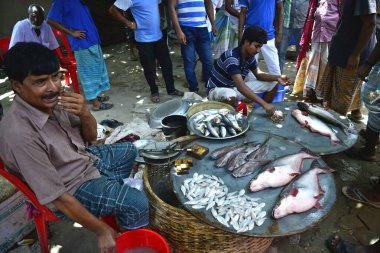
[129,21,137,30]
[263,103,275,115]
[346,54,360,70]
[70,30,86,39]
[97,226,118,253]
[177,30,186,45]
[275,33,282,48]
[277,75,291,86]
[58,90,89,117]
[212,24,218,37]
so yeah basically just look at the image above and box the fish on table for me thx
[232,159,271,178]
[272,160,335,219]
[291,109,341,144]
[249,149,319,192]
[297,102,354,135]
[225,142,262,171]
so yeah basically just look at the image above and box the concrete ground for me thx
[2,41,380,253]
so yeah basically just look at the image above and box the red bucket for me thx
[116,229,170,253]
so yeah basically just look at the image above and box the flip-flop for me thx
[97,95,110,102]
[92,102,114,111]
[168,89,184,96]
[347,114,364,123]
[151,95,160,103]
[99,119,124,128]
[342,184,380,209]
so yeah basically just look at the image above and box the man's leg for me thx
[154,38,176,94]
[293,28,303,55]
[136,42,159,96]
[195,27,213,86]
[235,80,277,103]
[278,27,291,73]
[261,38,282,75]
[180,26,199,92]
[86,142,137,183]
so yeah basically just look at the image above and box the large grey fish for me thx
[225,142,261,171]
[215,145,249,168]
[232,159,271,178]
[292,109,340,144]
[220,113,242,133]
[210,143,246,160]
[247,138,270,161]
[272,160,334,219]
[297,102,353,135]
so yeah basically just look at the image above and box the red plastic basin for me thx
[116,229,169,253]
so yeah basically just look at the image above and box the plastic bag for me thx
[292,54,309,95]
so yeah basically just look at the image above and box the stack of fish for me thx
[181,173,267,233]
[292,102,354,144]
[209,139,271,177]
[193,110,243,138]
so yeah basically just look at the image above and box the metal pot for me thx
[161,115,188,140]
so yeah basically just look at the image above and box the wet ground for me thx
[1,42,379,253]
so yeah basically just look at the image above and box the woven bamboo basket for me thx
[143,165,273,253]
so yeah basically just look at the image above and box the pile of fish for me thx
[209,139,271,178]
[292,102,354,144]
[181,173,267,233]
[249,149,319,192]
[270,110,286,124]
[192,110,244,138]
[272,161,334,219]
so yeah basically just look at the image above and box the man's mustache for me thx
[42,91,59,99]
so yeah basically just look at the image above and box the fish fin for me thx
[268,167,275,173]
[314,202,322,209]
[290,188,299,197]
[289,173,299,177]
[304,120,309,126]
[301,111,309,116]
[300,124,307,128]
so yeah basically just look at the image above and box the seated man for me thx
[9,4,59,50]
[206,25,290,114]
[0,43,148,252]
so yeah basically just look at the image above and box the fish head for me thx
[272,198,289,219]
[297,102,309,112]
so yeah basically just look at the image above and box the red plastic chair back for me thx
[52,29,80,93]
[0,37,11,61]
[236,100,248,116]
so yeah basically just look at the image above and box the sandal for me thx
[347,114,364,123]
[97,95,110,102]
[326,234,363,253]
[151,94,160,103]
[99,119,124,128]
[345,147,379,162]
[92,102,114,111]
[342,184,380,209]
[168,89,184,97]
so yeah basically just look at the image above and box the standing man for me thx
[9,4,59,50]
[239,0,284,77]
[109,0,184,104]
[168,0,218,93]
[47,0,114,111]
[317,0,377,120]
[277,0,309,72]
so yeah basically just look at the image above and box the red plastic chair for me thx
[52,29,80,93]
[0,37,11,62]
[0,158,118,253]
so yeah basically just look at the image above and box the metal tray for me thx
[249,101,358,155]
[170,131,336,237]
[187,109,249,139]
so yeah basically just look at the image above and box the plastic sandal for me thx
[342,184,380,209]
[92,102,114,111]
[151,95,160,103]
[97,95,110,102]
[168,89,184,96]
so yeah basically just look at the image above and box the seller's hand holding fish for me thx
[277,75,291,86]
[263,103,275,115]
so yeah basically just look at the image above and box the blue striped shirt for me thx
[206,47,257,89]
[177,0,207,27]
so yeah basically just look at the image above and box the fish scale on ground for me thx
[181,173,267,232]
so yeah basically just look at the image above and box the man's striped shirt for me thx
[206,47,258,89]
[177,0,207,27]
